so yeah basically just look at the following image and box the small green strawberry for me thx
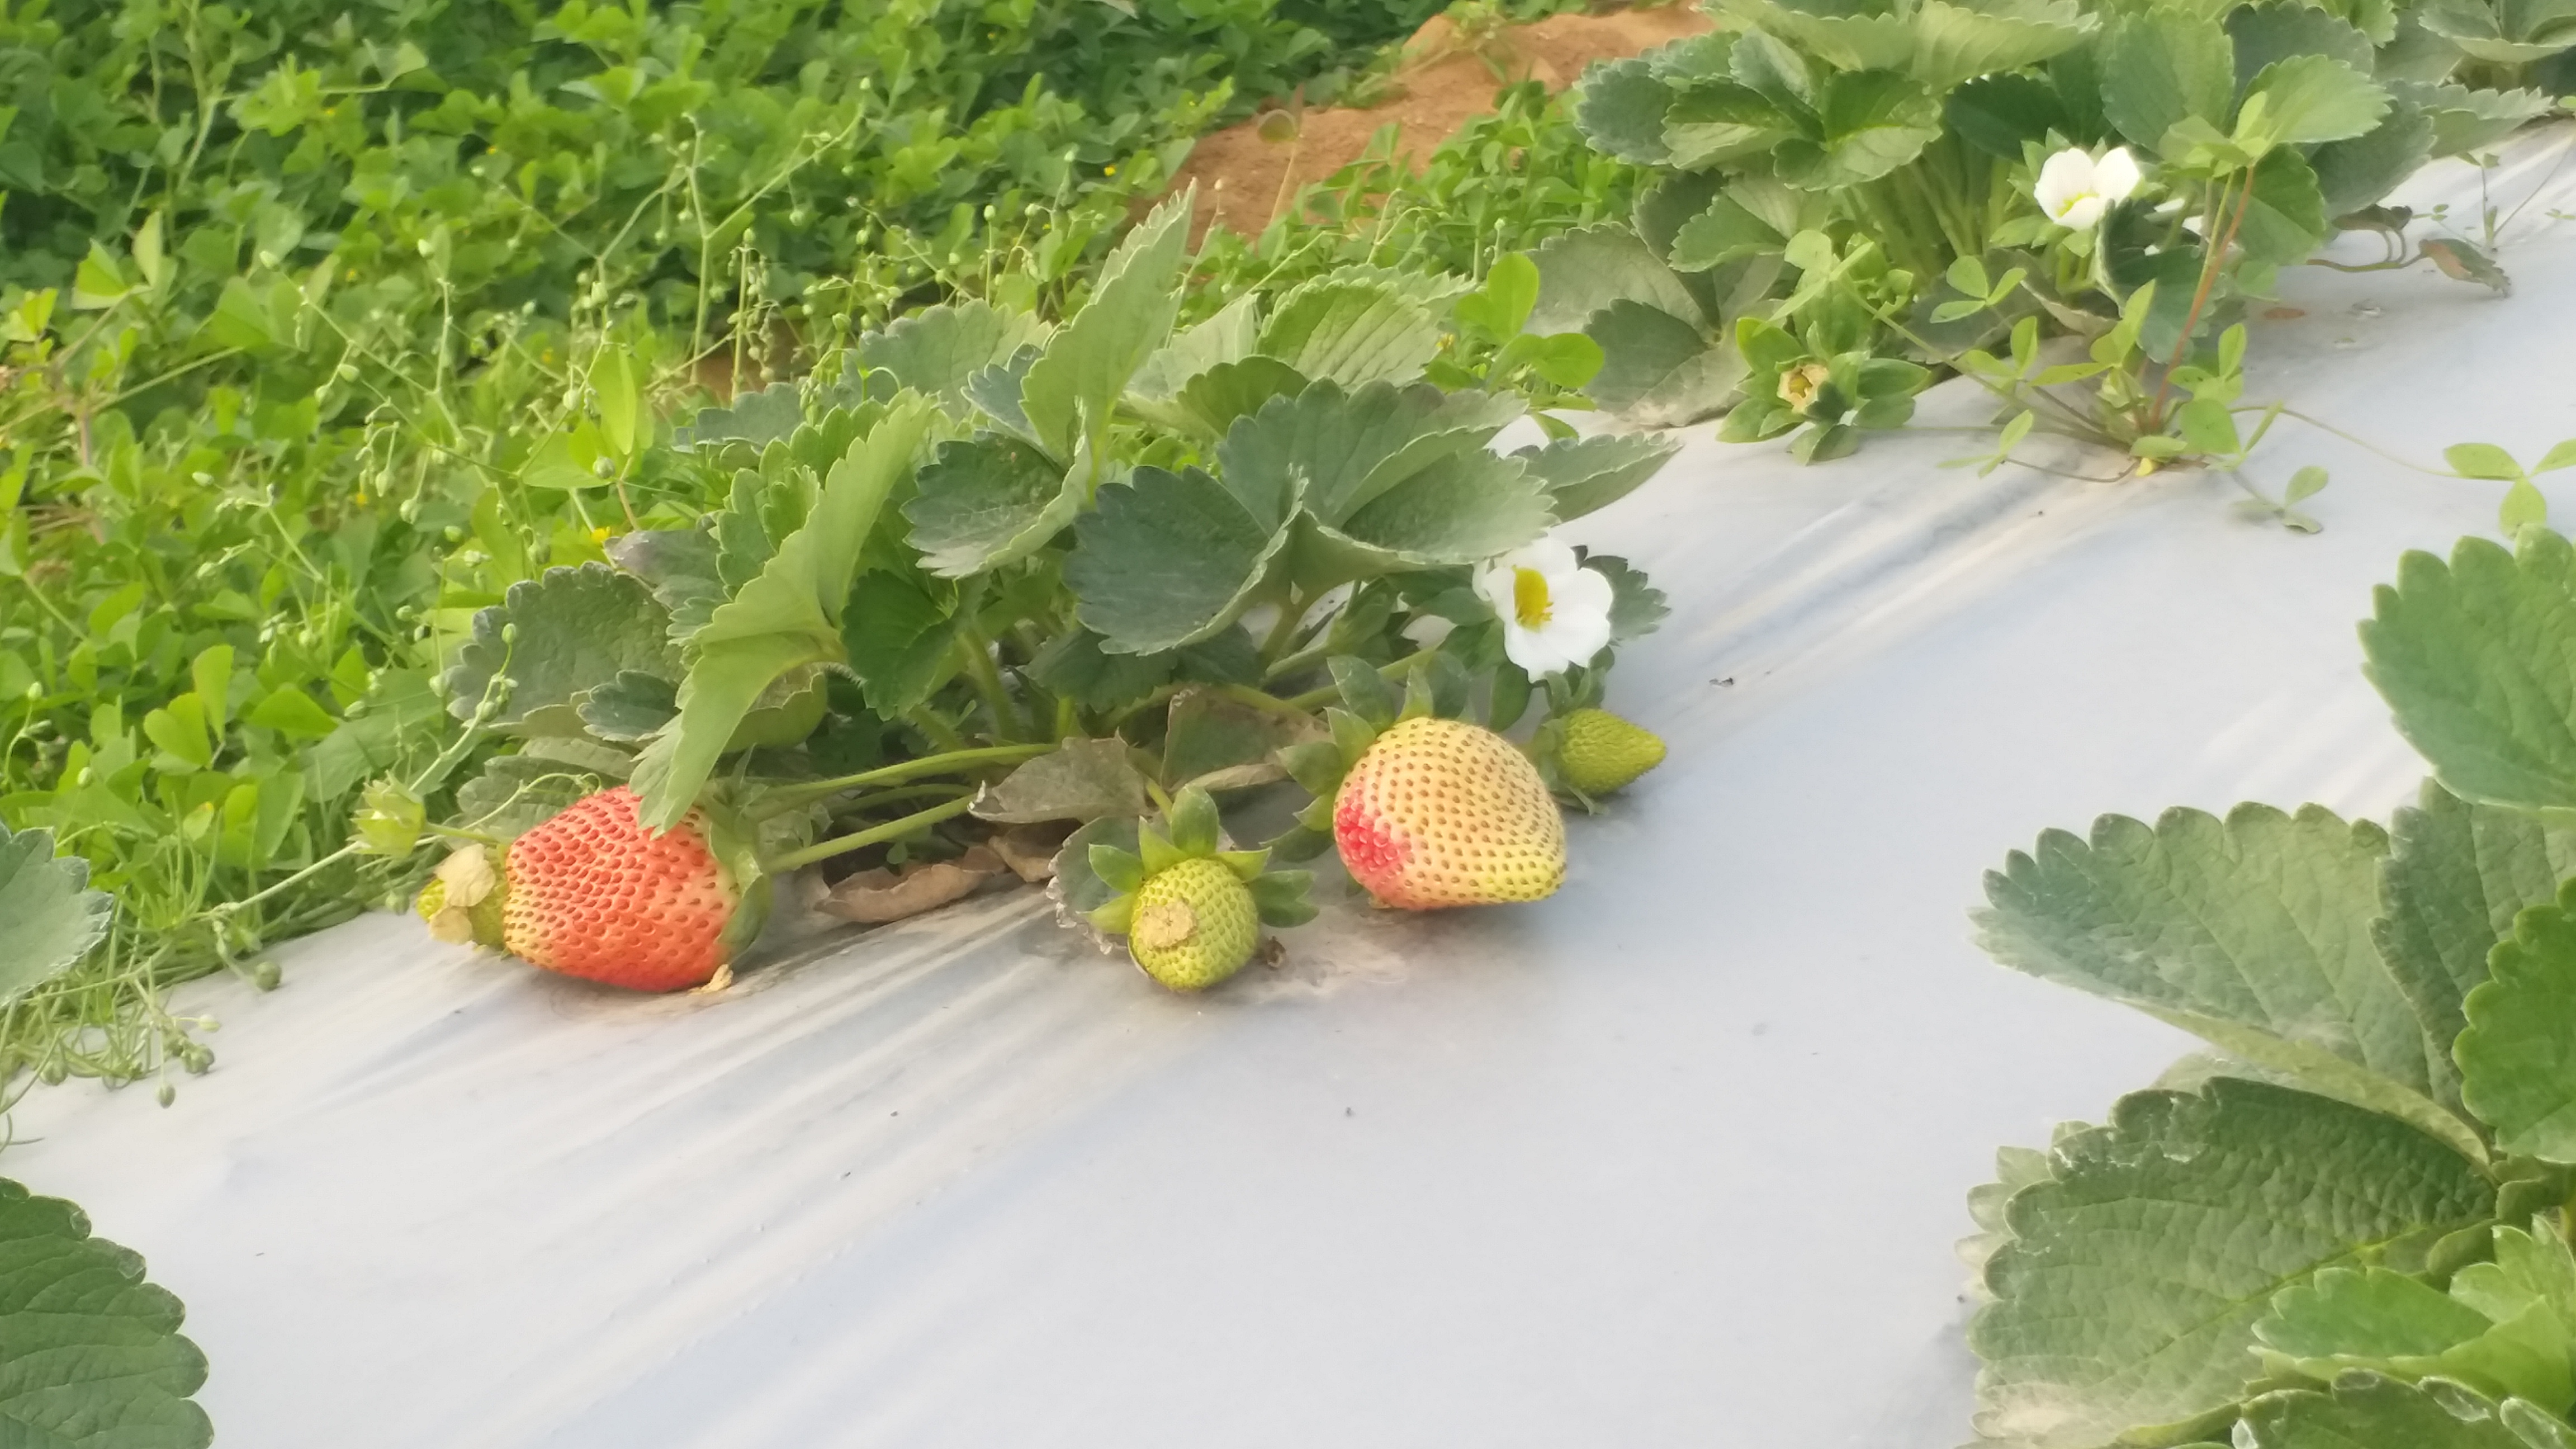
[1086,787,1315,992]
[1555,708,1665,795]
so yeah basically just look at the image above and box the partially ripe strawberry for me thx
[1128,856,1260,991]
[1334,716,1564,909]
[501,786,738,992]
[1557,708,1666,795]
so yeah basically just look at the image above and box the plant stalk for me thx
[763,796,978,873]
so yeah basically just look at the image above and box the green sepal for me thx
[1136,822,1185,877]
[1278,739,1348,797]
[1166,787,1221,858]
[698,800,773,956]
[1089,844,1146,894]
[1327,707,1379,768]
[1329,654,1401,727]
[1267,824,1333,863]
[1398,660,1437,722]
[1087,895,1139,936]
[1218,847,1271,882]
[1248,870,1318,928]
[1295,794,1338,833]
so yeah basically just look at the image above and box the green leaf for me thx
[972,738,1151,824]
[1258,281,1441,388]
[1162,357,1311,439]
[2422,238,2515,296]
[1219,381,1522,531]
[1573,56,1678,165]
[1019,192,1191,460]
[903,434,1081,579]
[1026,630,1177,712]
[69,242,130,310]
[2447,444,2529,482]
[2362,531,2576,815]
[1305,451,1555,585]
[1772,70,1944,190]
[439,564,680,736]
[1969,1079,2498,1448]
[860,300,1051,418]
[244,687,338,740]
[1978,804,2483,1157]
[1592,552,1671,643]
[1124,295,1261,428]
[1910,0,2097,94]
[0,822,112,1003]
[1064,465,1292,655]
[1456,253,1541,339]
[840,568,958,716]
[2393,82,2558,158]
[0,1178,211,1447]
[2314,103,2437,218]
[575,671,679,743]
[2456,883,2576,1161]
[2414,0,2576,63]
[1528,225,1707,334]
[1515,434,1682,521]
[2535,441,2576,476]
[593,349,643,461]
[2244,56,2393,149]
[674,381,803,453]
[2103,8,2235,152]
[2240,1374,2555,1448]
[1662,82,1801,172]
[636,398,934,830]
[2232,4,2378,94]
[1585,301,1748,426]
[2373,780,2576,1113]
[2238,148,2332,266]
[1163,688,1305,792]
[2255,1225,2576,1408]
[1058,815,1146,920]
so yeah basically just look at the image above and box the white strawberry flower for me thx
[2034,146,2142,231]
[1474,536,1616,679]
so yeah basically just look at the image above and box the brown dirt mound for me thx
[1172,4,1713,242]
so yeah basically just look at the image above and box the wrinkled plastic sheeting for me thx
[12,129,2576,1448]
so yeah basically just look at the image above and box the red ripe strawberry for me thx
[501,786,738,992]
[1333,716,1565,910]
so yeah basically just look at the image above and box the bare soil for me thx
[1170,4,1715,242]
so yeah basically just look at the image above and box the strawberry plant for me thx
[1559,0,2572,471]
[1954,520,2576,1447]
[359,191,1678,995]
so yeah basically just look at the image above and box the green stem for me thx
[1258,591,1310,664]
[749,742,1054,818]
[1280,646,1440,713]
[2148,166,2257,432]
[905,707,969,755]
[763,797,978,874]
[955,629,1024,742]
[1218,683,1331,723]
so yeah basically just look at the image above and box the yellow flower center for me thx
[1512,566,1552,628]
[1778,362,1831,410]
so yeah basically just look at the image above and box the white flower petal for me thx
[2060,194,2108,231]
[2033,148,2094,218]
[2093,146,2141,202]
[1502,621,1579,678]
[1472,560,1517,619]
[1507,537,1581,577]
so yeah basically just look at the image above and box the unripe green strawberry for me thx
[1334,716,1564,909]
[1557,708,1666,795]
[1127,855,1260,991]
[501,786,739,992]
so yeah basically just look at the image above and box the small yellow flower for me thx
[1777,361,1832,411]
[1104,164,1117,176]
[590,525,612,546]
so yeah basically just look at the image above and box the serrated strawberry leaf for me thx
[1063,464,1295,655]
[0,822,112,1005]
[1977,803,2484,1159]
[440,564,680,737]
[2456,884,2576,1162]
[1163,688,1306,793]
[2364,531,2576,815]
[634,396,935,831]
[2238,1373,2552,1448]
[859,300,1050,418]
[1969,1079,2497,1449]
[840,567,958,717]
[0,1177,212,1448]
[1258,280,1441,389]
[971,738,1150,825]
[1018,191,1191,461]
[1516,434,1681,522]
[1055,815,1145,920]
[903,434,1080,579]
[673,380,803,452]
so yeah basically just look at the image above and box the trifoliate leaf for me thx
[2363,531,2576,815]
[840,567,958,717]
[1257,282,1441,389]
[903,434,1080,579]
[859,300,1050,418]
[0,823,112,1005]
[2456,884,2576,1161]
[674,381,803,452]
[1217,380,1523,529]
[635,397,934,831]
[1125,296,1262,432]
[440,564,680,736]
[963,345,1043,445]
[1772,70,1944,190]
[2245,56,2393,148]
[2102,7,2234,152]
[1064,465,1294,655]
[2372,780,2576,1112]
[574,671,679,742]
[1668,187,1792,272]
[1528,225,1707,335]
[1969,1079,2497,1448]
[0,1178,211,1448]
[2239,1374,2555,1449]
[972,738,1152,825]
[2253,1236,2576,1411]
[1019,192,1191,460]
[2413,0,2576,63]
[1296,452,1555,593]
[1910,0,2095,93]
[1978,804,2481,1158]
[1573,56,1678,165]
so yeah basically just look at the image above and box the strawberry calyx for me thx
[1083,786,1315,989]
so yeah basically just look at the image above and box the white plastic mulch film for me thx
[13,131,2576,1447]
